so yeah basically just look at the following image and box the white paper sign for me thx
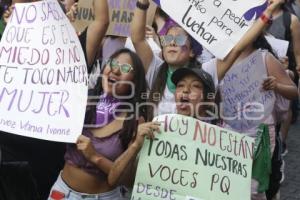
[153,0,268,59]
[265,35,289,58]
[0,0,88,143]
[220,50,275,132]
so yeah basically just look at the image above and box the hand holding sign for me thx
[133,121,161,149]
[66,2,78,22]
[3,5,14,24]
[0,0,88,143]
[262,76,277,91]
[77,135,98,162]
[131,114,255,200]
[153,0,285,59]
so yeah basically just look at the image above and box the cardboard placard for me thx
[153,0,269,59]
[0,0,88,143]
[132,114,255,200]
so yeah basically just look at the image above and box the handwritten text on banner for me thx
[220,50,275,132]
[132,114,255,200]
[0,0,88,143]
[153,0,268,59]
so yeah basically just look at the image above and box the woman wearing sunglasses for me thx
[132,0,286,120]
[47,0,153,199]
[106,65,216,184]
[48,48,149,200]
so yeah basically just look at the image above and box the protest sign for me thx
[153,0,268,59]
[71,0,156,37]
[0,0,88,143]
[132,114,255,200]
[265,35,289,58]
[71,0,94,33]
[106,0,156,36]
[220,50,275,132]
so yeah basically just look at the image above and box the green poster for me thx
[131,114,255,200]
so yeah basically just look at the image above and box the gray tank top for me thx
[267,14,286,40]
[292,1,300,20]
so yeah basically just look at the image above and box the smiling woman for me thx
[0,0,121,199]
[47,47,149,199]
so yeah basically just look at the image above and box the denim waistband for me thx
[56,173,122,199]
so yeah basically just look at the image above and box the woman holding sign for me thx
[47,1,152,200]
[48,48,150,200]
[108,0,296,198]
[131,0,291,122]
[205,34,298,200]
[48,36,148,198]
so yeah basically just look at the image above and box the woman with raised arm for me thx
[266,0,300,164]
[131,0,289,120]
[108,0,297,200]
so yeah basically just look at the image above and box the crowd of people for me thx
[0,0,300,199]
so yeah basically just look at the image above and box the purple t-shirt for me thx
[64,129,124,180]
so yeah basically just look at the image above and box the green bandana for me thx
[252,124,272,193]
[166,67,176,93]
[166,63,190,93]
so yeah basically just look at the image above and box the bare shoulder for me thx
[265,52,283,74]
[291,13,300,28]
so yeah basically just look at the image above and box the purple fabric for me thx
[153,0,161,6]
[95,93,121,127]
[64,129,124,180]
[158,18,178,36]
[159,18,203,56]
[64,93,124,179]
[243,0,268,21]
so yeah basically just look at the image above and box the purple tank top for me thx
[64,129,124,179]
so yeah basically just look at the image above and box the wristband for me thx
[136,1,150,10]
[260,13,273,25]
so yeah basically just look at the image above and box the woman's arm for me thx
[107,142,142,187]
[264,53,298,100]
[77,120,160,186]
[216,0,284,81]
[291,14,300,67]
[77,135,113,174]
[108,121,161,187]
[85,0,109,67]
[131,0,154,72]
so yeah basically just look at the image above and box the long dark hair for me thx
[253,34,277,57]
[85,48,148,149]
[152,7,169,33]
